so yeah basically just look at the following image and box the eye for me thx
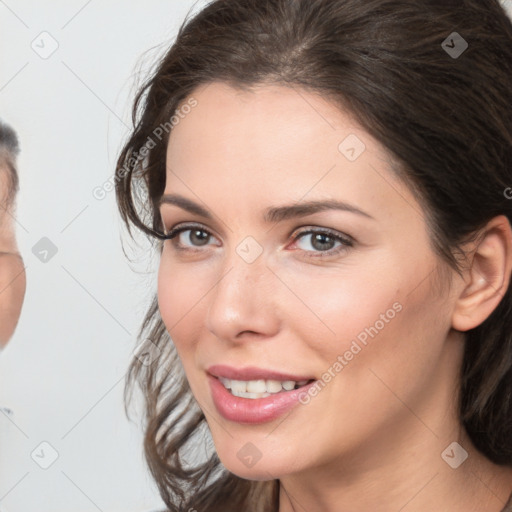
[291,227,353,258]
[162,223,353,258]
[163,223,219,251]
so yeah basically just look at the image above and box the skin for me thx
[0,163,26,348]
[157,81,512,512]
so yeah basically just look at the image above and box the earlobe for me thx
[452,215,512,332]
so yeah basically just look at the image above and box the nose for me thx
[205,250,280,343]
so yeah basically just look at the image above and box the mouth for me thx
[218,377,315,399]
[206,364,318,423]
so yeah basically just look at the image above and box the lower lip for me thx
[208,374,317,424]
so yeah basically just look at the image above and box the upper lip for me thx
[207,364,315,382]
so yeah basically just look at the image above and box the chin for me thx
[212,437,302,481]
[219,456,284,481]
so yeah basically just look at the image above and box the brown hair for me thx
[115,1,512,510]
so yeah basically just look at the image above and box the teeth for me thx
[246,379,266,393]
[266,379,283,393]
[230,380,246,393]
[219,377,232,389]
[218,377,310,398]
[282,380,295,391]
[231,390,271,399]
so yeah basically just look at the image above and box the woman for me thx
[115,0,512,510]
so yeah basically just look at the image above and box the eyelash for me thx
[162,222,354,259]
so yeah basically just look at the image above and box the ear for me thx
[452,215,512,332]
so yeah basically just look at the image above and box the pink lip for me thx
[207,365,317,424]
[207,364,314,382]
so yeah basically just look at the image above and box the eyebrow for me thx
[159,194,374,223]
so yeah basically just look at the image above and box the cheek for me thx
[156,257,213,404]
[276,255,447,384]
[275,262,402,356]
[157,256,204,354]
[316,272,451,423]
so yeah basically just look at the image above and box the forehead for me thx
[169,81,364,152]
[167,81,374,177]
[164,81,423,227]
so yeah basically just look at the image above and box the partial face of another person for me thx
[157,82,462,479]
[0,148,26,348]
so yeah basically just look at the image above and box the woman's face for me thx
[158,81,460,480]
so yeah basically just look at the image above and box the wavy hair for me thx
[115,0,512,510]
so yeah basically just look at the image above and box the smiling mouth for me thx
[218,377,315,399]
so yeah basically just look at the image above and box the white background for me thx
[0,1,511,511]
